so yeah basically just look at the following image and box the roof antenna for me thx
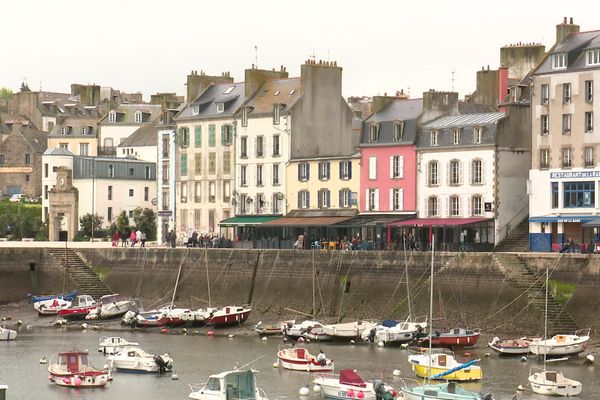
[254,45,258,69]
[308,48,316,62]
[451,71,455,92]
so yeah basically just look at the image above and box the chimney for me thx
[419,91,459,125]
[300,60,343,108]
[244,67,289,98]
[556,17,580,45]
[185,70,234,102]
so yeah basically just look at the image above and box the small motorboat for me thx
[122,310,161,327]
[188,369,268,400]
[29,290,77,303]
[57,295,97,320]
[156,307,193,327]
[421,328,480,347]
[529,329,590,357]
[48,349,111,386]
[1,326,17,341]
[277,346,334,372]
[361,318,427,345]
[528,368,582,396]
[86,294,133,320]
[313,369,398,400]
[283,320,332,341]
[204,305,252,327]
[487,336,541,355]
[33,298,72,316]
[402,382,494,400]
[108,347,173,373]
[322,321,377,340]
[253,320,292,336]
[98,336,140,355]
[408,348,482,381]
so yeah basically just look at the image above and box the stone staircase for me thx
[493,253,578,335]
[495,218,530,252]
[47,248,112,299]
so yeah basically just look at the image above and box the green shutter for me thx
[209,125,216,147]
[181,154,188,176]
[195,126,202,147]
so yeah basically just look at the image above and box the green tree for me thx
[0,202,42,240]
[0,87,12,100]
[79,213,104,238]
[132,207,157,240]
[115,211,130,237]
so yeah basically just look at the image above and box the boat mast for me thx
[205,249,212,308]
[312,250,316,319]
[403,237,411,317]
[427,234,434,384]
[543,265,548,370]
[170,250,185,312]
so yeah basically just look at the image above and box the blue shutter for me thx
[339,161,343,179]
[318,190,323,208]
[298,191,302,208]
[298,164,302,181]
[348,161,352,179]
[347,190,352,206]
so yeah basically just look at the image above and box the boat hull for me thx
[401,383,484,400]
[528,372,582,396]
[0,328,17,341]
[58,307,96,320]
[430,334,480,347]
[53,373,109,388]
[411,363,482,382]
[529,340,588,357]
[207,310,250,327]
[278,357,334,372]
[30,290,77,303]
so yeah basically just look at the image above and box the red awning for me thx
[389,218,491,227]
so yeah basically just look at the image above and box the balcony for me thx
[98,146,116,157]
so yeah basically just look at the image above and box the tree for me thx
[0,87,12,100]
[79,213,104,238]
[115,211,130,236]
[132,207,157,240]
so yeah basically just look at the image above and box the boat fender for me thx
[520,356,527,362]
[207,331,214,336]
[585,354,595,363]
[161,328,169,334]
[74,375,82,387]
[347,389,355,398]
[357,391,365,399]
[392,369,401,376]
[171,374,179,380]
[481,394,493,400]
[313,384,321,393]
[299,387,310,396]
[464,352,472,357]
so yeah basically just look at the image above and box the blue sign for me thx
[550,171,600,179]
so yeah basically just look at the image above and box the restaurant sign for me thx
[550,171,600,179]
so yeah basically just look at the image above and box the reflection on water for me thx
[0,330,596,400]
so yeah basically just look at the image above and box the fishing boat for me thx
[322,321,377,339]
[108,347,173,373]
[86,294,133,320]
[529,329,590,358]
[57,295,97,320]
[487,336,541,355]
[528,267,582,396]
[188,369,268,400]
[98,336,140,355]
[422,328,480,347]
[313,369,398,400]
[276,346,334,372]
[283,320,332,341]
[33,297,72,316]
[29,290,77,303]
[48,349,111,386]
[408,348,482,381]
[0,326,17,340]
[362,318,427,345]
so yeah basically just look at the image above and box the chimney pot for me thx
[564,16,567,23]
[570,17,573,24]
[384,92,387,96]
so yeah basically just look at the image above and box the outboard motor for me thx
[154,354,172,374]
[373,380,386,400]
[367,328,377,343]
[482,394,495,400]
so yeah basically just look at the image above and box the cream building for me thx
[98,104,161,156]
[47,117,99,156]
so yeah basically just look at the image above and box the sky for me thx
[1,1,597,102]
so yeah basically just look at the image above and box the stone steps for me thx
[495,218,530,252]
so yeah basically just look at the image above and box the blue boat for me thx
[29,290,78,303]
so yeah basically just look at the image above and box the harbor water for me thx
[0,329,597,400]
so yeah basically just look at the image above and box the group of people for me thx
[111,228,146,247]
[186,230,229,248]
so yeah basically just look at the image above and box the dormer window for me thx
[81,126,89,135]
[551,53,567,70]
[430,130,438,146]
[274,90,280,96]
[134,111,143,123]
[393,121,404,141]
[216,102,224,113]
[586,49,600,66]
[241,106,248,127]
[452,128,461,145]
[60,127,69,135]
[108,110,117,123]
[273,104,280,125]
[369,124,379,143]
[289,89,295,95]
[192,105,200,115]
[473,127,482,144]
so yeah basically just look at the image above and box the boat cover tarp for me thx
[340,369,366,388]
[429,359,479,380]
[382,320,398,328]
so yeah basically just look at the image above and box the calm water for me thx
[0,329,597,400]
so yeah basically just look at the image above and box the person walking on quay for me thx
[120,230,128,247]
[141,231,146,247]
[136,228,142,246]
[111,231,119,247]
[130,230,137,247]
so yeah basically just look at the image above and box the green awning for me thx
[219,215,281,227]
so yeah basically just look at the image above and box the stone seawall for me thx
[1,247,599,334]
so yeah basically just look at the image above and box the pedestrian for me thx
[111,231,119,247]
[169,230,176,248]
[120,230,128,247]
[130,230,137,247]
[136,228,142,246]
[141,231,146,247]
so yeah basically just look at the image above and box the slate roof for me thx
[421,112,505,129]
[48,116,99,137]
[176,82,246,120]
[7,124,48,154]
[243,78,301,116]
[535,30,600,74]
[44,148,74,156]
[118,125,158,147]
[416,112,504,149]
[359,99,423,146]
[100,103,162,124]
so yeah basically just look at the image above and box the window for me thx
[563,83,571,103]
[81,126,89,135]
[79,143,89,156]
[223,85,235,95]
[272,135,280,156]
[256,164,263,186]
[108,185,113,200]
[551,182,559,208]
[108,164,115,178]
[430,130,438,146]
[223,151,231,174]
[240,136,248,158]
[272,164,280,185]
[181,154,188,176]
[452,128,461,145]
[194,126,202,147]
[586,49,600,66]
[44,185,48,200]
[108,111,116,123]
[339,189,352,208]
[273,104,280,124]
[194,209,201,228]
[107,207,113,222]
[195,154,202,174]
[208,181,216,202]
[60,127,69,135]
[44,163,48,178]
[585,147,594,167]
[298,163,310,181]
[180,182,188,203]
[223,181,231,203]
[318,161,330,180]
[1,154,6,165]
[471,159,483,184]
[134,111,142,123]
[563,181,595,208]
[369,124,379,142]
[128,210,134,218]
[473,127,482,144]
[129,168,134,176]
[585,112,594,132]
[208,125,216,146]
[472,195,483,216]
[449,160,462,185]
[144,187,149,201]
[162,137,169,157]
[129,189,134,197]
[390,188,403,211]
[366,188,379,211]
[318,189,331,209]
[221,125,232,145]
[562,147,572,168]
[585,80,593,102]
[339,160,352,180]
[540,148,550,169]
[450,196,461,216]
[541,84,549,104]
[391,156,404,178]
[216,102,224,113]
[428,161,439,186]
[194,182,202,203]
[428,196,439,217]
[551,53,567,69]
[241,107,248,127]
[272,193,281,213]
[298,190,310,209]
[368,156,377,180]
[562,114,571,134]
[208,152,216,174]
[240,165,247,186]
[25,153,31,164]
[541,115,549,135]
[179,127,190,148]
[256,136,264,157]
[393,121,404,141]
[59,143,69,150]
[162,164,169,184]
[192,105,200,115]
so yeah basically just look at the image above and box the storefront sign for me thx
[550,171,600,179]
[557,218,581,223]
[484,202,492,212]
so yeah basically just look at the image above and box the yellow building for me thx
[47,117,99,156]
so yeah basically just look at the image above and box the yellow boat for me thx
[408,350,482,381]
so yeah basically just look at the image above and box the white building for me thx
[98,104,161,156]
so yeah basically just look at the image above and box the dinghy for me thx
[313,369,398,400]
[57,295,97,320]
[86,294,133,320]
[0,327,17,341]
[108,347,173,373]
[277,346,334,372]
[529,329,590,358]
[487,336,541,355]
[188,369,268,400]
[98,336,140,355]
[33,298,72,316]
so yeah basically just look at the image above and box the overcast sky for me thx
[1,1,596,101]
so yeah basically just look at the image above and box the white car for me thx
[9,194,25,202]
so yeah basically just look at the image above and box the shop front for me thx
[529,215,599,252]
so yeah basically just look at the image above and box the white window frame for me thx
[340,161,351,180]
[390,188,403,211]
[272,134,280,156]
[216,102,224,113]
[134,111,142,123]
[240,165,247,186]
[471,159,483,185]
[430,130,438,146]
[273,104,280,124]
[540,148,550,169]
[428,196,439,217]
[472,195,483,216]
[318,161,330,181]
[473,127,482,144]
[393,121,404,141]
[562,114,571,134]
[79,143,89,156]
[585,112,594,133]
[541,114,549,135]
[256,136,264,157]
[272,164,280,185]
[551,53,567,69]
[368,156,377,180]
[81,126,88,135]
[318,189,331,209]
[256,164,263,186]
[366,188,379,211]
[240,136,248,158]
[586,49,600,66]
[452,128,461,145]
[241,107,248,126]
[299,190,310,209]
[390,155,404,179]
[585,80,594,102]
[541,84,549,104]
[585,146,594,168]
[299,163,310,181]
[369,124,379,143]
[449,160,462,185]
[563,83,571,104]
[428,161,439,186]
[450,196,461,217]
[562,147,572,168]
[340,189,351,208]
[108,110,117,123]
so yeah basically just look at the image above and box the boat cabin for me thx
[57,351,89,373]
[200,370,258,400]
[73,295,96,307]
[339,369,367,388]
[100,294,126,304]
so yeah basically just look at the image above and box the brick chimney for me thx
[419,90,459,125]
[185,70,234,102]
[556,17,580,45]
[244,66,289,98]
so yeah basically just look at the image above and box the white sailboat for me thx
[528,267,582,397]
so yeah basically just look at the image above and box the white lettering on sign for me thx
[550,171,600,179]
